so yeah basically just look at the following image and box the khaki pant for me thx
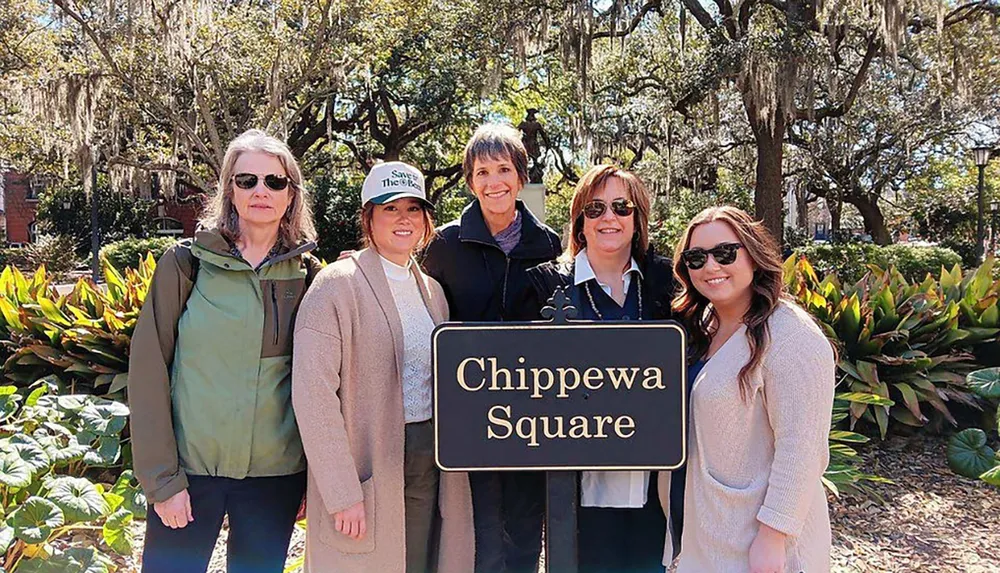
[405,420,439,573]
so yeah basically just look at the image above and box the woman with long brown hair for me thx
[668,206,834,572]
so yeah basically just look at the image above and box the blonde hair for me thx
[200,129,317,246]
[563,164,652,264]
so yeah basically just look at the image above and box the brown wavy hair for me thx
[563,164,652,265]
[671,206,786,400]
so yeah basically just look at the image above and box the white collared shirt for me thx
[573,249,643,306]
[574,249,650,508]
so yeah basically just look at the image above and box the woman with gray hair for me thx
[129,128,321,573]
[422,123,562,573]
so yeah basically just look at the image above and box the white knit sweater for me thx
[380,256,435,423]
[666,299,836,572]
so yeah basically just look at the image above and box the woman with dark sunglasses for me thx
[129,129,320,572]
[523,164,675,573]
[668,206,835,572]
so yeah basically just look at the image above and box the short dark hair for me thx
[462,124,529,189]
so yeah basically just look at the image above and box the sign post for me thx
[433,287,687,572]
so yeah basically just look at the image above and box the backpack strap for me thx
[301,253,323,288]
[174,238,200,284]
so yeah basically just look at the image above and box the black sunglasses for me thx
[232,173,290,192]
[681,242,744,269]
[583,198,636,219]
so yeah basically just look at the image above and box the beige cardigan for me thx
[665,299,835,572]
[291,249,475,573]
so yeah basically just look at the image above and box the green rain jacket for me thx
[127,228,319,503]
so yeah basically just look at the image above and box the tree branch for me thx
[795,34,881,121]
[592,0,662,40]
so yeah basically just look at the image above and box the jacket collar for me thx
[457,199,557,259]
[193,227,316,268]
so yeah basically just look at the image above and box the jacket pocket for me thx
[319,476,376,554]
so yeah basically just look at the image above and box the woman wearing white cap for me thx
[291,161,474,573]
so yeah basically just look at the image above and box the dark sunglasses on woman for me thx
[583,198,636,219]
[232,173,289,192]
[681,242,743,269]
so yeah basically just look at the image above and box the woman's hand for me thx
[154,489,194,529]
[749,523,787,573]
[333,501,366,540]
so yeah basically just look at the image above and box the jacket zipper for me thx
[270,282,279,345]
[501,256,511,318]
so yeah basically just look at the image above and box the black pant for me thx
[141,472,306,573]
[470,471,545,573]
[577,473,666,573]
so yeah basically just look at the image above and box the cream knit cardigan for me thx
[664,299,836,572]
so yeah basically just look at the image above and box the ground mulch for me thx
[106,433,996,572]
[830,434,999,572]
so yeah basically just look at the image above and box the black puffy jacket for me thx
[422,199,562,322]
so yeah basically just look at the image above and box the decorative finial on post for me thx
[541,286,578,323]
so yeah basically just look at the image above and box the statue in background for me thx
[517,108,550,184]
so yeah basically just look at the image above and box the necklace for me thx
[584,274,642,321]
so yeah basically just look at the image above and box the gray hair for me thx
[200,129,317,246]
[462,123,529,189]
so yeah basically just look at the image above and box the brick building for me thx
[0,169,202,246]
[0,171,42,245]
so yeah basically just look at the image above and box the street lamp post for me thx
[973,146,992,262]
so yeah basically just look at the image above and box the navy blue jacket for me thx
[422,199,562,322]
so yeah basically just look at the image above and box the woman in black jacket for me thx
[422,123,562,573]
[525,164,675,573]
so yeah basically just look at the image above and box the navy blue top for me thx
[669,359,705,549]
[575,275,642,321]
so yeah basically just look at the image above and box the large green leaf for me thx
[102,507,134,555]
[47,477,110,524]
[82,437,121,467]
[9,442,50,475]
[0,454,32,488]
[967,368,1000,399]
[834,392,894,406]
[947,429,998,479]
[980,464,1000,487]
[17,547,112,573]
[79,403,129,436]
[0,524,14,553]
[7,496,64,544]
[111,470,147,519]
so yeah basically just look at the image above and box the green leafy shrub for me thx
[0,381,144,571]
[100,237,176,272]
[36,179,157,258]
[793,243,961,284]
[0,257,154,395]
[785,256,997,437]
[2,236,80,283]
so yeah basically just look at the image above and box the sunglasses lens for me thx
[264,174,289,191]
[233,174,258,189]
[611,199,635,217]
[715,244,739,265]
[683,250,707,269]
[583,201,606,219]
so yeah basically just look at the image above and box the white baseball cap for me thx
[361,161,433,208]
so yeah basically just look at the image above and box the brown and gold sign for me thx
[433,321,687,471]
